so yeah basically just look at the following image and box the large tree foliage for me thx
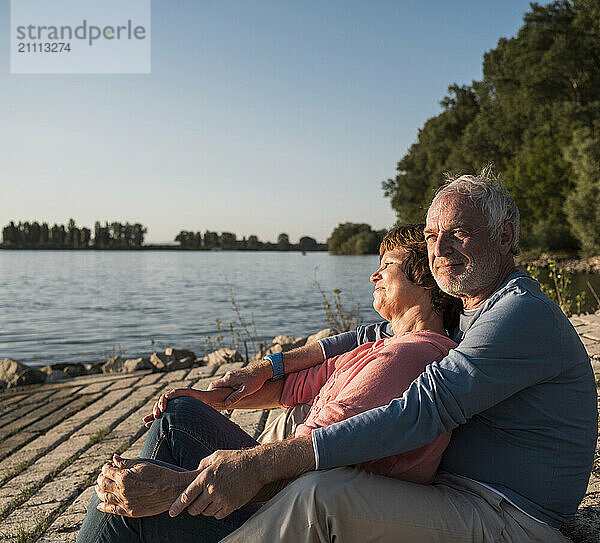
[383,0,600,253]
[1,220,143,249]
[564,127,600,255]
[173,230,325,251]
[327,223,386,255]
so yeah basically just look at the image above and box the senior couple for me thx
[78,170,597,542]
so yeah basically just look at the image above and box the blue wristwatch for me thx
[264,352,285,381]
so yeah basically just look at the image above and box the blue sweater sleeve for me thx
[318,321,392,359]
[313,291,570,469]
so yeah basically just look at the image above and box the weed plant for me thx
[526,260,588,316]
[314,272,361,332]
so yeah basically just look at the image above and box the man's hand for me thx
[208,360,273,407]
[95,454,196,517]
[143,388,234,428]
[168,448,267,519]
[168,435,316,519]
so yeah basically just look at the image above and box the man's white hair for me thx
[431,164,521,255]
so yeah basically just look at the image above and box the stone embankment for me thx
[518,253,600,275]
[0,320,598,542]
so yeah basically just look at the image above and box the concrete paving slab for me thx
[187,365,217,380]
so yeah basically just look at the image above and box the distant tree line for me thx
[327,223,387,255]
[174,230,326,252]
[1,219,147,249]
[382,0,600,256]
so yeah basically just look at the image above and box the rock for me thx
[262,343,283,356]
[272,335,307,350]
[84,362,103,374]
[41,363,85,377]
[101,356,126,373]
[122,357,153,373]
[271,335,297,346]
[306,328,338,344]
[249,328,338,362]
[165,347,196,360]
[165,356,195,371]
[249,335,308,361]
[149,352,195,372]
[64,365,84,377]
[0,358,46,389]
[206,348,243,366]
[45,370,69,383]
[150,352,169,371]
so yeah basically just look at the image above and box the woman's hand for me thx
[95,454,196,517]
[142,388,234,428]
[208,360,273,408]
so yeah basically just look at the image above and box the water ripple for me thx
[0,251,382,366]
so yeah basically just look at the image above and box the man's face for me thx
[424,193,500,300]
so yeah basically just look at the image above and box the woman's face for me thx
[370,248,427,322]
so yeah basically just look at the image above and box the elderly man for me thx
[93,170,597,542]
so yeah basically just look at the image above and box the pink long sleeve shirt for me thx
[280,331,457,483]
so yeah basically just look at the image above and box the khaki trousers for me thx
[222,465,570,542]
[256,404,311,444]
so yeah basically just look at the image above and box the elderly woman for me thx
[77,224,459,543]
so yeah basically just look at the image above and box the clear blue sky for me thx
[1,1,543,243]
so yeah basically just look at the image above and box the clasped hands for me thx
[96,449,267,519]
[96,365,275,519]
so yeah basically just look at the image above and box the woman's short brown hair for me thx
[379,224,460,331]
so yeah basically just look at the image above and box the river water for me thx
[1,251,599,368]
[0,250,382,367]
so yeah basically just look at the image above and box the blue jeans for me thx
[76,397,262,543]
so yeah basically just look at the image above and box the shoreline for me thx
[516,254,600,275]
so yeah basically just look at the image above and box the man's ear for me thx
[499,221,515,255]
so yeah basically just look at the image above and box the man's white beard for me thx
[433,251,501,299]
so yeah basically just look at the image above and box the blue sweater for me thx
[316,271,597,527]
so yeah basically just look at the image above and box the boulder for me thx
[64,365,82,377]
[150,352,169,371]
[122,357,153,373]
[41,363,85,377]
[165,356,195,371]
[306,328,338,344]
[84,362,103,375]
[101,356,126,374]
[165,348,196,360]
[272,335,307,350]
[0,358,46,389]
[250,335,308,361]
[45,370,69,384]
[149,352,195,372]
[206,348,243,366]
[249,328,338,362]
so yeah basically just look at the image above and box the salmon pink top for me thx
[280,331,457,483]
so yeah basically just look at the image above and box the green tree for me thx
[564,127,600,255]
[383,0,600,252]
[327,223,383,255]
[246,235,261,250]
[382,85,479,224]
[203,231,219,250]
[299,236,318,251]
[277,233,290,251]
[220,232,237,250]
